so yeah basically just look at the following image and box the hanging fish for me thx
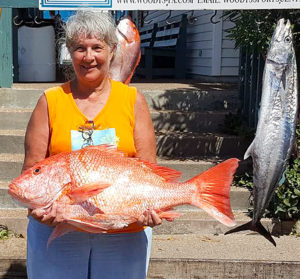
[225,18,298,246]
[109,16,141,84]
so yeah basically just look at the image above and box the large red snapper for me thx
[109,16,141,84]
[9,145,239,244]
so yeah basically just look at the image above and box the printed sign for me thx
[40,0,112,9]
[39,0,300,10]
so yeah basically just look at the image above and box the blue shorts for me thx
[27,217,152,279]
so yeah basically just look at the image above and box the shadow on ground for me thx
[145,87,250,161]
[1,261,27,279]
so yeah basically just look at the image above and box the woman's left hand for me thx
[137,209,162,228]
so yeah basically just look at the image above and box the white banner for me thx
[39,0,300,10]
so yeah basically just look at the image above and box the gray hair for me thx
[65,10,118,50]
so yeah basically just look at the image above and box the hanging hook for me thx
[210,10,220,24]
[13,15,23,26]
[34,16,44,25]
[165,10,175,25]
[188,10,197,25]
[121,10,126,19]
[143,11,153,25]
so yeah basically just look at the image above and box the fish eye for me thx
[33,167,41,175]
[284,36,291,43]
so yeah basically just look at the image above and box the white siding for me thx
[186,10,215,76]
[138,10,239,78]
[221,17,240,76]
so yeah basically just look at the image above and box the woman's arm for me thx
[134,90,162,227]
[22,94,55,226]
[133,90,157,163]
[22,94,50,173]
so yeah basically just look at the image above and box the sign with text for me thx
[39,0,300,10]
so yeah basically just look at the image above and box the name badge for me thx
[71,128,119,151]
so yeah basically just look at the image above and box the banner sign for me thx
[39,0,300,10]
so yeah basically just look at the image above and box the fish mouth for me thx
[8,183,46,208]
[8,183,24,201]
[275,18,291,40]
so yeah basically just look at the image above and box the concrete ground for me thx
[152,234,300,261]
[1,231,300,262]
[1,233,300,279]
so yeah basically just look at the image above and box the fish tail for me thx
[188,158,239,227]
[225,221,277,247]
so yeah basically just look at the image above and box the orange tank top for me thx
[45,79,144,233]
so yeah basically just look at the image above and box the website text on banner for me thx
[39,0,300,10]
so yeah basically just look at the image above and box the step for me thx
[0,89,42,109]
[151,110,231,133]
[0,233,300,279]
[0,154,23,182]
[0,130,250,159]
[149,234,300,279]
[144,89,240,111]
[0,109,31,131]
[2,208,297,239]
[0,108,232,133]
[156,131,250,159]
[0,87,240,112]
[0,131,25,154]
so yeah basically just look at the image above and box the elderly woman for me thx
[23,11,161,279]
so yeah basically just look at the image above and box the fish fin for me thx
[138,161,182,182]
[68,217,111,232]
[188,158,239,227]
[47,223,76,248]
[69,214,132,231]
[157,210,181,221]
[68,182,111,204]
[244,141,255,160]
[225,221,276,247]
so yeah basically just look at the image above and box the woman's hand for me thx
[137,209,162,228]
[28,209,56,226]
[28,203,63,227]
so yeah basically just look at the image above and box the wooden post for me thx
[0,8,13,88]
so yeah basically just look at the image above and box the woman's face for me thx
[70,36,114,85]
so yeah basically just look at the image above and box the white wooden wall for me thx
[133,10,240,79]
[221,18,240,76]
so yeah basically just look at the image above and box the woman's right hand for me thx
[28,207,57,227]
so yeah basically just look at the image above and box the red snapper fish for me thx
[109,16,141,84]
[9,145,239,244]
